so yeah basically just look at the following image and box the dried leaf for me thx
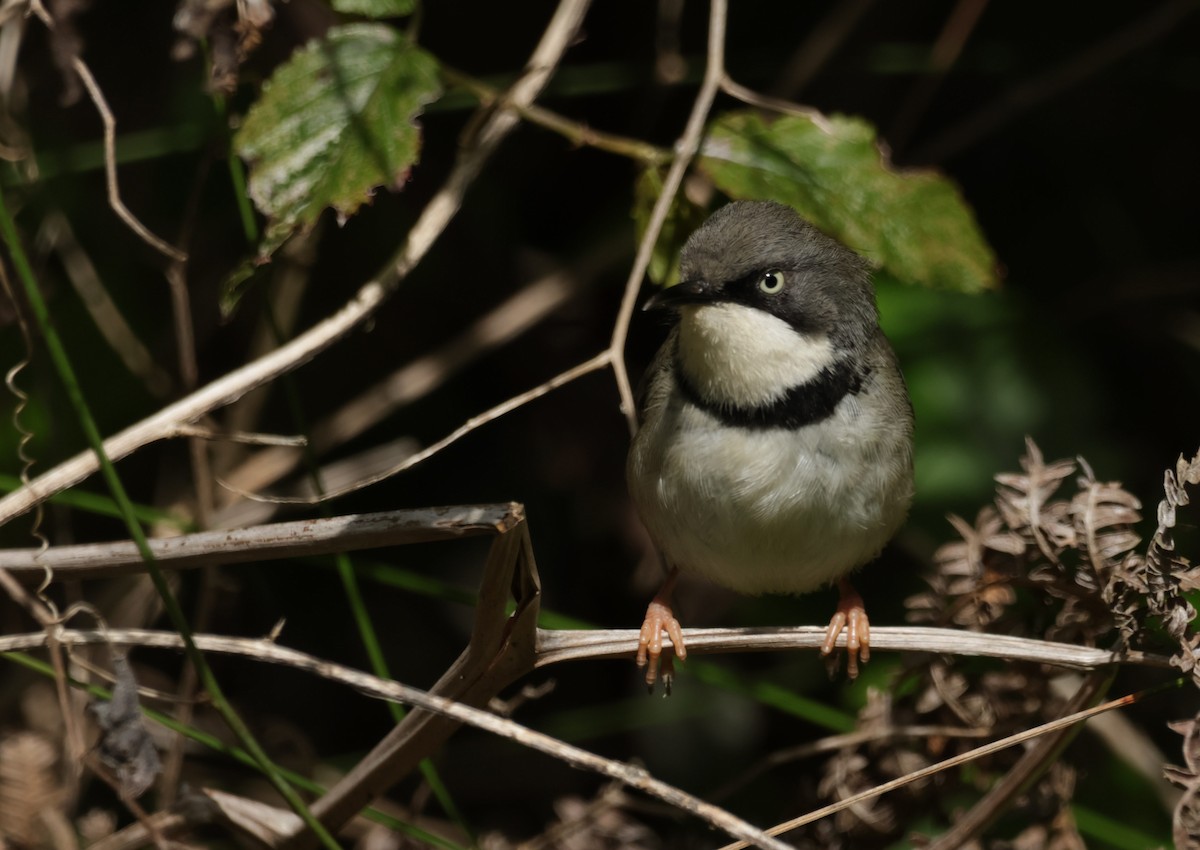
[1169,714,1200,850]
[173,0,273,91]
[204,788,299,844]
[847,442,1198,842]
[90,654,162,799]
[1177,788,1200,850]
[0,732,63,845]
[913,509,1019,628]
[995,438,1076,563]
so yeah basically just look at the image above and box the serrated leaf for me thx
[332,0,415,18]
[632,168,708,287]
[234,23,440,263]
[698,110,999,293]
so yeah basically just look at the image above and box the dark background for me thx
[2,1,1199,846]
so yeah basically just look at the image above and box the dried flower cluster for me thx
[173,0,275,93]
[910,438,1200,678]
[806,439,1200,849]
[0,732,66,848]
[1166,712,1200,849]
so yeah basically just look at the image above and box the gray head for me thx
[650,201,878,351]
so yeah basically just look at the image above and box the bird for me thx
[626,200,914,687]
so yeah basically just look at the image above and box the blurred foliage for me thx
[700,110,999,292]
[1,0,1198,847]
[331,0,416,17]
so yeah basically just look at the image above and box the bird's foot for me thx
[821,580,870,679]
[637,598,686,692]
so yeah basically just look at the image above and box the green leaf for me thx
[332,0,415,18]
[632,167,709,287]
[234,23,440,263]
[698,110,1000,293]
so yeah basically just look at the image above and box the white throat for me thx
[676,303,837,409]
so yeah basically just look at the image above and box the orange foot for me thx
[820,579,871,679]
[637,569,686,692]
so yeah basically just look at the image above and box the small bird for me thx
[627,200,914,686]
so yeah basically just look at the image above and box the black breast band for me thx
[675,355,868,430]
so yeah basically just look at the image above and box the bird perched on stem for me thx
[627,200,914,688]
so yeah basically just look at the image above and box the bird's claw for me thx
[821,587,871,679]
[637,599,686,691]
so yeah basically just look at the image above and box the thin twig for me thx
[608,0,728,435]
[708,723,993,803]
[38,211,174,398]
[924,669,1111,850]
[168,423,308,447]
[0,568,87,773]
[387,0,592,285]
[443,66,666,164]
[72,57,187,262]
[29,1,185,263]
[86,810,198,850]
[218,236,626,505]
[165,153,217,807]
[717,679,1175,849]
[83,750,173,850]
[224,353,612,504]
[0,278,390,526]
[214,226,319,476]
[13,628,792,850]
[0,254,47,558]
[718,76,836,125]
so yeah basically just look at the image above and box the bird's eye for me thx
[757,270,785,294]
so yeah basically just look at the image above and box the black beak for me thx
[641,279,718,311]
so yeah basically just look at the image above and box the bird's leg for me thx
[637,566,686,689]
[821,578,871,679]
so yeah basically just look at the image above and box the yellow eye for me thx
[758,270,785,294]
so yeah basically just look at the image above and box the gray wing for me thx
[633,327,680,427]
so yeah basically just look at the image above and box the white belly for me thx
[628,387,912,595]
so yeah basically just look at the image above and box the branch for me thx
[228,353,612,505]
[0,624,1168,677]
[0,504,522,581]
[442,67,667,165]
[608,0,728,433]
[533,626,1169,672]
